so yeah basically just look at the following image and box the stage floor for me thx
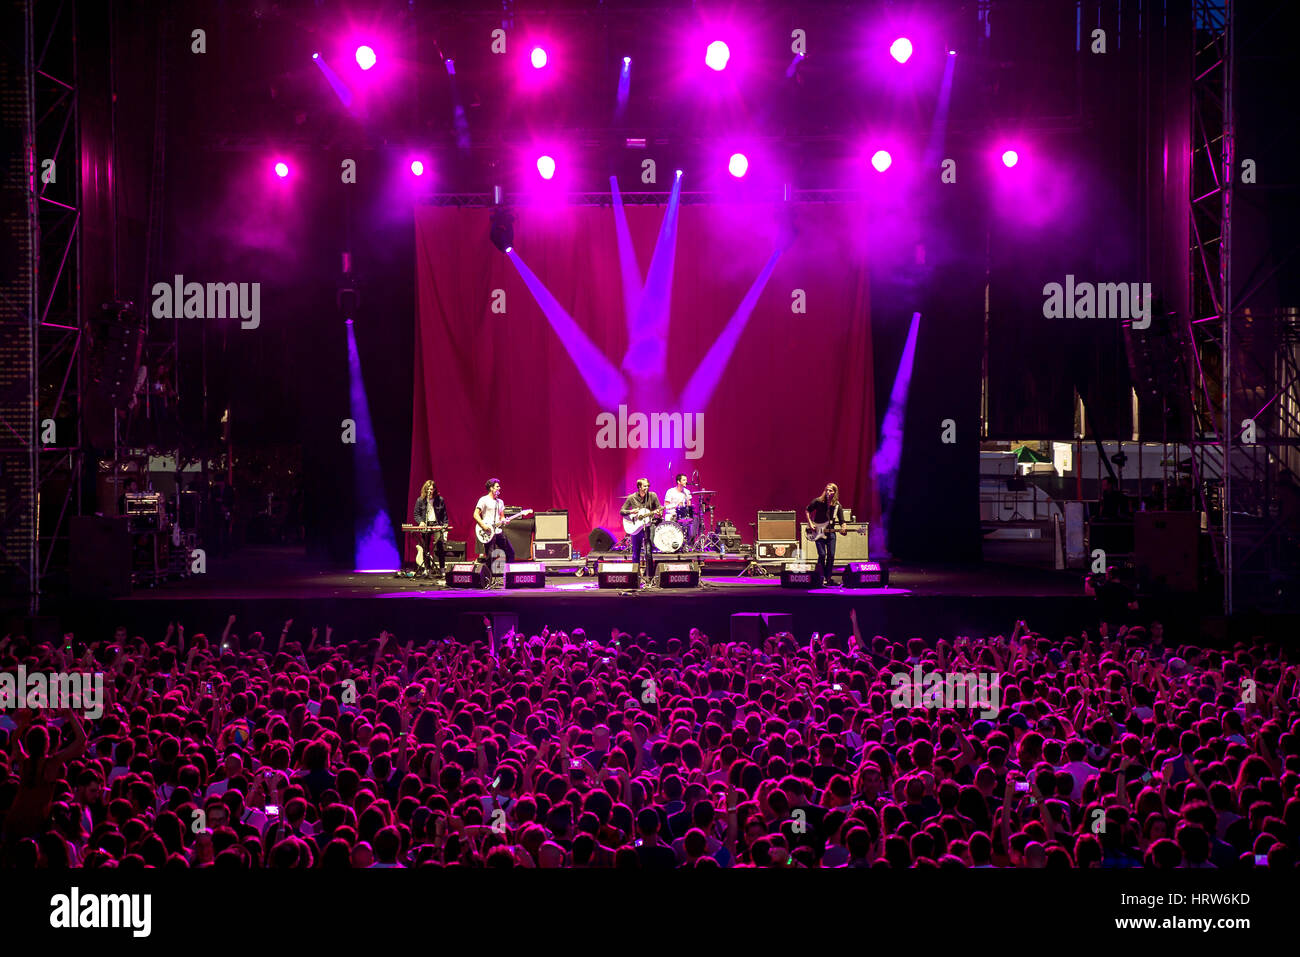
[15,546,1246,647]
[19,545,1224,647]
[118,546,1085,600]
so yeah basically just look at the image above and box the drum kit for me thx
[613,480,725,554]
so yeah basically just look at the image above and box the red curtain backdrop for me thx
[408,202,876,556]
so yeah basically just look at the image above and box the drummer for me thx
[663,473,693,540]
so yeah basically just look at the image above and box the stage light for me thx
[1001,149,1020,168]
[728,153,748,178]
[311,52,320,60]
[675,168,683,178]
[948,50,957,56]
[355,45,376,70]
[273,161,289,178]
[623,56,631,66]
[490,207,515,252]
[531,47,548,69]
[410,160,425,176]
[537,155,556,180]
[505,246,513,254]
[890,37,913,63]
[445,59,455,75]
[705,40,730,71]
[871,150,892,172]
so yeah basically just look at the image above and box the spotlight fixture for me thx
[728,153,748,178]
[871,150,892,172]
[1001,149,1019,168]
[410,160,425,176]
[536,155,557,180]
[490,208,515,253]
[889,37,913,63]
[355,45,377,70]
[273,161,289,178]
[531,47,548,69]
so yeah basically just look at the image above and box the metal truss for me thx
[1187,0,1300,613]
[33,0,82,608]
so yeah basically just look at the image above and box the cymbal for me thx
[690,489,718,495]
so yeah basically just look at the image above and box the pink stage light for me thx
[1001,149,1020,168]
[537,155,557,180]
[530,47,548,69]
[728,152,748,178]
[705,40,731,71]
[410,160,425,176]
[273,161,289,178]
[871,150,892,172]
[355,45,376,70]
[889,37,913,63]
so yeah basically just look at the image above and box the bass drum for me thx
[652,521,685,553]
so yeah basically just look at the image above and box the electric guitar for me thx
[475,508,533,544]
[622,506,663,536]
[805,521,867,542]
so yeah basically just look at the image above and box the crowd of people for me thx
[1,609,1296,868]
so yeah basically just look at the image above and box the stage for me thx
[30,545,1242,648]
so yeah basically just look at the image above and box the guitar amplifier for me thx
[757,510,797,542]
[534,510,568,542]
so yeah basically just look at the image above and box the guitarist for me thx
[474,478,515,583]
[806,482,848,586]
[414,479,448,577]
[620,478,663,583]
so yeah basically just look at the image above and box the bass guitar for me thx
[475,509,534,544]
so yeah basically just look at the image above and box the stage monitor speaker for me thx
[729,612,795,648]
[589,527,615,552]
[1135,511,1199,591]
[597,561,638,588]
[843,561,889,588]
[657,561,699,588]
[71,515,132,597]
[757,510,797,542]
[456,611,519,646]
[780,567,823,589]
[446,562,487,588]
[505,562,546,588]
[534,510,568,542]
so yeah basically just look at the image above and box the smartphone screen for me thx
[1014,782,1030,793]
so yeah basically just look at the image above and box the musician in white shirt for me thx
[474,478,515,579]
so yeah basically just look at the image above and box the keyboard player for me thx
[413,479,448,576]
